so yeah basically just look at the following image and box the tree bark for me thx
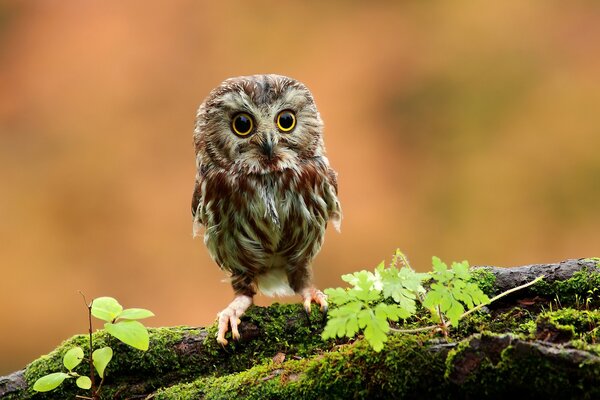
[477,258,596,293]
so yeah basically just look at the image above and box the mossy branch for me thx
[1,258,599,399]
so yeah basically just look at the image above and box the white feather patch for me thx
[331,212,342,232]
[192,219,202,238]
[256,268,295,297]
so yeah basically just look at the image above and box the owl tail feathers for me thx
[256,268,295,297]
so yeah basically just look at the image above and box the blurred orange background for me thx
[1,1,599,375]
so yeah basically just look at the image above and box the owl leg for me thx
[287,266,328,315]
[216,274,255,345]
[217,294,253,345]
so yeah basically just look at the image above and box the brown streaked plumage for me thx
[192,74,341,345]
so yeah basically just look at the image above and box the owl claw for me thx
[301,288,328,316]
[216,295,253,345]
[321,304,329,323]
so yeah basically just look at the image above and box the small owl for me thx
[191,74,342,345]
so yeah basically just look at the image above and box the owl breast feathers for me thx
[191,74,341,344]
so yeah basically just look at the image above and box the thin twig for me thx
[78,291,89,309]
[389,325,440,333]
[459,275,545,320]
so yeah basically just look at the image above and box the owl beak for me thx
[260,136,276,160]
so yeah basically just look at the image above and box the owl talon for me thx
[301,288,328,318]
[216,295,253,345]
[303,299,313,315]
[321,305,329,324]
[303,307,311,324]
[230,317,241,341]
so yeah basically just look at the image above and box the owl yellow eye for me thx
[231,113,254,137]
[276,110,296,132]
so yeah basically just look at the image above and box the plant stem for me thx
[459,275,545,320]
[97,376,105,395]
[80,293,98,400]
[389,325,440,333]
[88,302,99,399]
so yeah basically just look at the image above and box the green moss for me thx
[156,334,450,400]
[458,306,600,345]
[568,340,600,357]
[532,268,600,307]
[199,303,339,375]
[585,257,600,266]
[471,267,497,297]
[158,328,600,399]
[496,341,600,399]
[22,327,197,399]
[445,332,600,399]
[453,306,537,341]
[535,308,600,344]
[19,304,337,399]
[22,334,90,400]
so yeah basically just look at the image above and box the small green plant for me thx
[33,295,154,399]
[323,250,543,351]
[322,252,427,351]
[423,257,490,330]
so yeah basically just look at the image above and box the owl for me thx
[191,74,342,345]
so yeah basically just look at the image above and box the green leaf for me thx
[432,257,447,274]
[351,286,381,303]
[469,283,490,305]
[92,297,123,322]
[322,301,363,340]
[445,300,465,326]
[397,267,429,292]
[357,308,373,329]
[324,287,350,305]
[322,317,345,340]
[118,308,155,320]
[341,271,360,286]
[378,265,427,316]
[63,347,84,371]
[423,284,446,309]
[345,315,359,337]
[33,372,70,392]
[105,320,149,350]
[92,347,113,378]
[362,310,390,352]
[451,261,471,280]
[76,376,92,390]
[343,270,379,291]
[375,302,412,321]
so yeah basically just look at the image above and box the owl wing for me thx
[191,164,207,237]
[325,166,342,232]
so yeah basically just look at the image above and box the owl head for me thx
[194,74,326,174]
